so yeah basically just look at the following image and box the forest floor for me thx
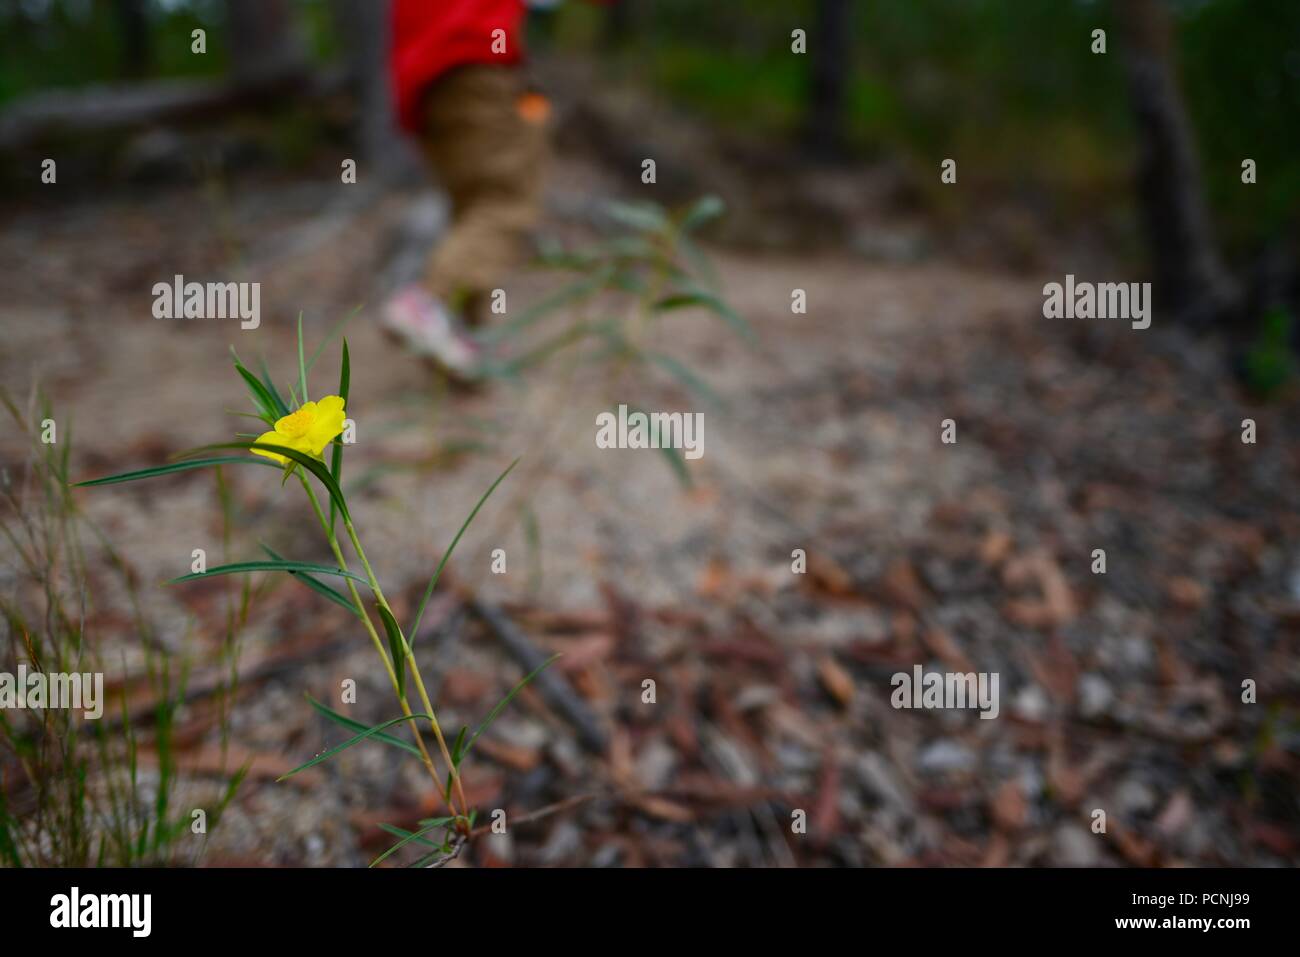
[2,119,1299,866]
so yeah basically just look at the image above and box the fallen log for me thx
[0,67,345,152]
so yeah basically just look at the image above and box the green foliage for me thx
[480,195,737,491]
[0,0,221,103]
[278,713,435,781]
[166,559,368,586]
[408,457,519,639]
[261,544,360,616]
[1179,0,1300,245]
[556,0,1296,250]
[1243,307,1297,397]
[1,388,244,866]
[491,195,740,376]
[305,695,422,758]
[76,325,549,865]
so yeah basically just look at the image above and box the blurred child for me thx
[382,0,549,379]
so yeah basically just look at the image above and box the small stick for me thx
[468,792,598,839]
[469,599,609,754]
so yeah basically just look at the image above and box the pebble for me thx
[1013,684,1050,722]
[1078,673,1113,719]
[917,740,976,774]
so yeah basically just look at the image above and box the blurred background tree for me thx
[1,0,1296,349]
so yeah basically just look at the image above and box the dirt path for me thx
[2,157,1297,866]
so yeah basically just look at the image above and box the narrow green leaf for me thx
[676,234,717,289]
[260,544,359,616]
[598,235,661,262]
[371,818,455,867]
[377,823,439,849]
[499,322,592,374]
[72,456,279,488]
[679,234,720,290]
[462,654,561,761]
[476,267,614,345]
[523,505,543,592]
[209,761,251,830]
[297,312,309,403]
[679,194,725,233]
[407,846,453,868]
[277,713,432,780]
[654,288,753,342]
[304,695,421,758]
[408,458,519,639]
[377,603,407,699]
[329,339,350,530]
[337,338,352,405]
[167,560,369,586]
[657,443,693,489]
[606,199,669,234]
[306,303,362,374]
[257,356,291,417]
[615,404,693,488]
[231,348,279,423]
[451,725,468,767]
[180,441,351,522]
[644,351,724,409]
[235,368,276,422]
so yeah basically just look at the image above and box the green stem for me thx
[341,517,470,825]
[296,475,461,820]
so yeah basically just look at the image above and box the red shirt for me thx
[390,0,526,132]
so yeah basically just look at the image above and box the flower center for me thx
[279,407,314,438]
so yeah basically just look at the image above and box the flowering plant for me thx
[76,321,550,865]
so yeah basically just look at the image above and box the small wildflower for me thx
[251,395,346,464]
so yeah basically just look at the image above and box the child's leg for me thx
[420,65,546,326]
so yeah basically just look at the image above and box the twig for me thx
[420,836,466,869]
[468,792,598,839]
[469,599,609,754]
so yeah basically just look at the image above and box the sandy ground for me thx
[1,150,1297,866]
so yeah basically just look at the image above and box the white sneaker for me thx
[381,285,483,381]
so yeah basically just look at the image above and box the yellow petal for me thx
[250,429,289,465]
[304,395,347,456]
[274,404,315,440]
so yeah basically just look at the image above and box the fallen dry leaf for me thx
[991,780,1027,832]
[921,626,975,673]
[817,655,855,706]
[879,558,928,612]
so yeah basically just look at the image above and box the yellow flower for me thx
[251,395,346,465]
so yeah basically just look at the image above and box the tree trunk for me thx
[1116,0,1238,328]
[604,0,634,47]
[805,0,851,159]
[225,0,305,87]
[114,0,152,79]
[330,0,419,180]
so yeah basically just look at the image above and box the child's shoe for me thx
[381,285,484,382]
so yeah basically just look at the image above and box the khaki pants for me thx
[420,65,546,325]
